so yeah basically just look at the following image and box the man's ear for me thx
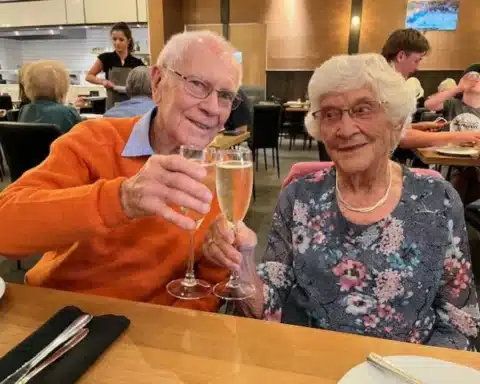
[396,51,407,62]
[151,65,163,102]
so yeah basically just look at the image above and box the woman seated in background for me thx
[103,66,155,117]
[19,60,82,133]
[17,63,31,109]
[205,53,480,350]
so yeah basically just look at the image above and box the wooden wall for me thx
[183,0,220,24]
[360,0,480,71]
[230,24,267,89]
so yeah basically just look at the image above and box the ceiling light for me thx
[351,15,361,28]
[49,29,54,35]
[59,26,64,30]
[14,31,19,36]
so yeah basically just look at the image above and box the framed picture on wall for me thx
[405,0,460,31]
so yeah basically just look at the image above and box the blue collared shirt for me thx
[122,107,156,157]
[104,96,157,118]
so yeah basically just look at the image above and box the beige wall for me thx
[360,0,480,70]
[150,0,480,73]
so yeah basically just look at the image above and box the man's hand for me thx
[120,155,213,230]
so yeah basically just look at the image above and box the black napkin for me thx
[0,306,130,383]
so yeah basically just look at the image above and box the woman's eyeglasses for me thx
[163,65,242,110]
[312,100,385,124]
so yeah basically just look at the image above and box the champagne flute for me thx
[167,146,216,300]
[213,148,255,301]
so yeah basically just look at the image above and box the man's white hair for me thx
[305,53,417,150]
[156,30,242,87]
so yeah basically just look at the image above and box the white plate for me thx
[435,146,479,157]
[339,355,480,384]
[0,276,5,300]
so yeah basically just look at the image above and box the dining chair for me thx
[282,162,443,188]
[0,122,61,270]
[251,104,282,178]
[0,122,61,181]
[0,95,13,111]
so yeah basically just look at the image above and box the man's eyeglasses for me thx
[163,65,242,110]
[311,100,385,124]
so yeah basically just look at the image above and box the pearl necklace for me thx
[336,163,393,213]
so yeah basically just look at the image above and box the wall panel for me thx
[359,0,480,70]
[265,0,351,70]
[183,0,220,24]
[230,23,266,87]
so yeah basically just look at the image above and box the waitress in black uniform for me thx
[86,22,144,89]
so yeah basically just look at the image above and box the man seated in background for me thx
[425,64,480,203]
[18,60,82,133]
[382,28,480,148]
[224,87,251,133]
[104,66,156,118]
[0,30,241,311]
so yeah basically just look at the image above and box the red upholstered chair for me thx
[282,161,443,188]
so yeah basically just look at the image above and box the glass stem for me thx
[183,230,196,287]
[226,221,240,288]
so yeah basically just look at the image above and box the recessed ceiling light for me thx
[49,29,54,35]
[59,26,64,30]
[84,25,89,29]
[14,31,19,36]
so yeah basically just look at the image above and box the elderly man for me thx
[104,66,156,118]
[0,30,241,311]
[382,28,480,149]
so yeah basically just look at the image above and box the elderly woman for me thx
[19,60,82,133]
[205,53,480,349]
[104,66,155,117]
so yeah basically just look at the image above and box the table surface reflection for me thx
[0,284,478,383]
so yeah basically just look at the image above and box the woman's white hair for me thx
[156,30,242,88]
[405,77,424,100]
[305,53,417,150]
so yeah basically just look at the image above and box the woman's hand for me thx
[102,79,116,89]
[203,215,257,271]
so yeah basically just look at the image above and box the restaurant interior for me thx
[0,0,479,382]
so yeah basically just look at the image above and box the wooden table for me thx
[415,148,480,167]
[209,131,250,149]
[1,284,479,383]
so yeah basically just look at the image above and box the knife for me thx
[0,313,92,384]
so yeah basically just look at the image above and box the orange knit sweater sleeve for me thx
[0,121,130,257]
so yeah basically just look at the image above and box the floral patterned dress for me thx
[258,166,480,350]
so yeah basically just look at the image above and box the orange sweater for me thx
[0,117,228,311]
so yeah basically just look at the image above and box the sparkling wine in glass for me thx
[213,148,255,301]
[167,146,216,300]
